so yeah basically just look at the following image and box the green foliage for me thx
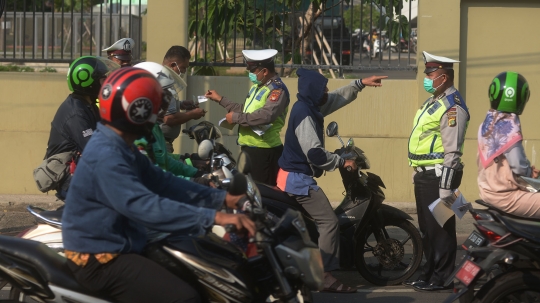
[372,0,413,42]
[39,67,57,73]
[190,58,218,76]
[343,2,381,32]
[0,65,35,72]
[52,0,102,12]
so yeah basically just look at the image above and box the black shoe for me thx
[402,279,426,287]
[413,282,454,292]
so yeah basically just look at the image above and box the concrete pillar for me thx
[146,0,189,64]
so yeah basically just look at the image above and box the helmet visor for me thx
[94,57,121,79]
[163,65,187,100]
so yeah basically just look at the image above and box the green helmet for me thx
[67,56,120,98]
[488,71,530,115]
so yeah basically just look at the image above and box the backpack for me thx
[33,151,76,193]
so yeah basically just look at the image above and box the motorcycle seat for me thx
[0,236,114,301]
[476,200,540,221]
[494,214,540,244]
[256,183,314,220]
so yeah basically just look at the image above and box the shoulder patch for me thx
[269,89,282,102]
[454,94,461,105]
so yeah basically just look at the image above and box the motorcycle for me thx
[443,176,540,303]
[20,120,423,287]
[1,153,323,302]
[259,122,423,286]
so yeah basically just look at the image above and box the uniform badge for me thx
[269,89,282,102]
[454,94,461,105]
[448,116,457,127]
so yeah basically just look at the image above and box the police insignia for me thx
[448,117,457,127]
[269,89,281,102]
[454,94,461,105]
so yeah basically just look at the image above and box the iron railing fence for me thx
[0,0,144,63]
[188,0,417,74]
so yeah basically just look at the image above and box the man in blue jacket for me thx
[277,68,386,293]
[62,67,254,303]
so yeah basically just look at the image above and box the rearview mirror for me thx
[326,122,338,137]
[197,140,214,160]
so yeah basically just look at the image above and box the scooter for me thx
[443,177,540,303]
[259,122,423,286]
[1,153,323,303]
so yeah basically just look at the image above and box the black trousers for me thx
[67,254,200,303]
[241,145,283,186]
[414,170,457,286]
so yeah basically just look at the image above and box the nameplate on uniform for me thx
[255,90,266,100]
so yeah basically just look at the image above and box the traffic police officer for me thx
[205,49,290,186]
[102,38,135,67]
[404,51,469,292]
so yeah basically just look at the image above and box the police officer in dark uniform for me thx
[404,51,470,292]
[102,38,134,67]
[205,49,290,186]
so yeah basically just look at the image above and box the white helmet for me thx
[133,61,187,97]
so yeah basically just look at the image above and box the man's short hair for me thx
[164,46,191,62]
[443,69,455,82]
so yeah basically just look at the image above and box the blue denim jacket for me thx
[62,123,226,254]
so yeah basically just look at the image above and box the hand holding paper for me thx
[429,189,472,227]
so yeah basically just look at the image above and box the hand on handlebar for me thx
[224,193,247,209]
[343,159,357,172]
[214,212,256,236]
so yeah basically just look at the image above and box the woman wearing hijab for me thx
[477,71,540,219]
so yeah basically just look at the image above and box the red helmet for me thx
[98,67,162,135]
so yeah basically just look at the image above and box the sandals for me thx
[321,280,358,293]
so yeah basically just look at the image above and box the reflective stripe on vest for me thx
[238,84,286,148]
[408,96,453,166]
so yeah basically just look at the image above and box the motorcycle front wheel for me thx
[472,270,540,303]
[354,219,423,286]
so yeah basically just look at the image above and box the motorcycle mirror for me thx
[197,140,214,160]
[236,151,252,175]
[228,173,248,196]
[326,121,338,137]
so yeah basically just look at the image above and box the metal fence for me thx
[188,0,418,74]
[0,0,145,63]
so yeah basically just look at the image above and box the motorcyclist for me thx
[61,67,255,303]
[132,62,213,185]
[43,56,119,199]
[478,71,540,218]
[277,68,386,293]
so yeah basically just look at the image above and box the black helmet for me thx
[67,56,120,99]
[488,71,530,115]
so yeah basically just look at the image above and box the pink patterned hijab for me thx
[478,109,523,169]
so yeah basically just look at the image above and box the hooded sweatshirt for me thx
[277,69,365,194]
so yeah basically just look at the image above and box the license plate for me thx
[455,260,481,286]
[462,230,486,250]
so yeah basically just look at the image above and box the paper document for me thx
[451,190,472,220]
[251,124,272,136]
[428,198,455,228]
[218,117,235,130]
[193,95,208,104]
[428,189,472,227]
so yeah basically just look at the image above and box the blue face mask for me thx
[248,69,264,85]
[423,74,444,94]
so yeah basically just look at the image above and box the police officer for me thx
[102,38,135,67]
[404,51,470,292]
[205,49,290,186]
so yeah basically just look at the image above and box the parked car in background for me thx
[305,16,353,66]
